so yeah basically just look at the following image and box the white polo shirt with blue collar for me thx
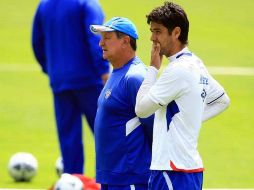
[136,47,225,172]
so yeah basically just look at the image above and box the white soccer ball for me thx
[8,152,38,181]
[55,157,64,177]
[54,173,84,190]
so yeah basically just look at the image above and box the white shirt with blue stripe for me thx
[136,47,229,172]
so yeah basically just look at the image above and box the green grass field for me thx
[0,0,254,188]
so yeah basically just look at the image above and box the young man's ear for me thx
[172,26,181,40]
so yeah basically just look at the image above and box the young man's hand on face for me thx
[150,42,163,70]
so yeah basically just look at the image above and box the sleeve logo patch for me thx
[199,75,209,85]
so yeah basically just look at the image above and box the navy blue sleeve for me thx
[126,74,144,108]
[82,0,110,76]
[31,4,47,74]
[126,74,154,147]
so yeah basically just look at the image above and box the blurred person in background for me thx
[32,0,109,175]
[135,2,230,190]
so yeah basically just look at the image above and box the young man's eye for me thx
[152,30,160,35]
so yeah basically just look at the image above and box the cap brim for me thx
[90,25,115,34]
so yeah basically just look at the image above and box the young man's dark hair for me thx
[146,1,189,45]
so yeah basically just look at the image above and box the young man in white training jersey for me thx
[135,2,230,190]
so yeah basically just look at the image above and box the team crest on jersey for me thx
[105,89,112,99]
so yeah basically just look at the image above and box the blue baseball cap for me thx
[90,17,138,39]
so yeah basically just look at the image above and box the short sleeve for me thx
[126,74,144,107]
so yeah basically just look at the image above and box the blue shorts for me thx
[148,170,203,190]
[101,184,148,190]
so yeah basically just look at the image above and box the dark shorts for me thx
[101,184,148,190]
[148,170,203,190]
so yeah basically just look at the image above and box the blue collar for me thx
[176,52,192,59]
[168,47,192,63]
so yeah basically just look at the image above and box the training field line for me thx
[0,64,39,72]
[208,66,254,76]
[0,64,254,76]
